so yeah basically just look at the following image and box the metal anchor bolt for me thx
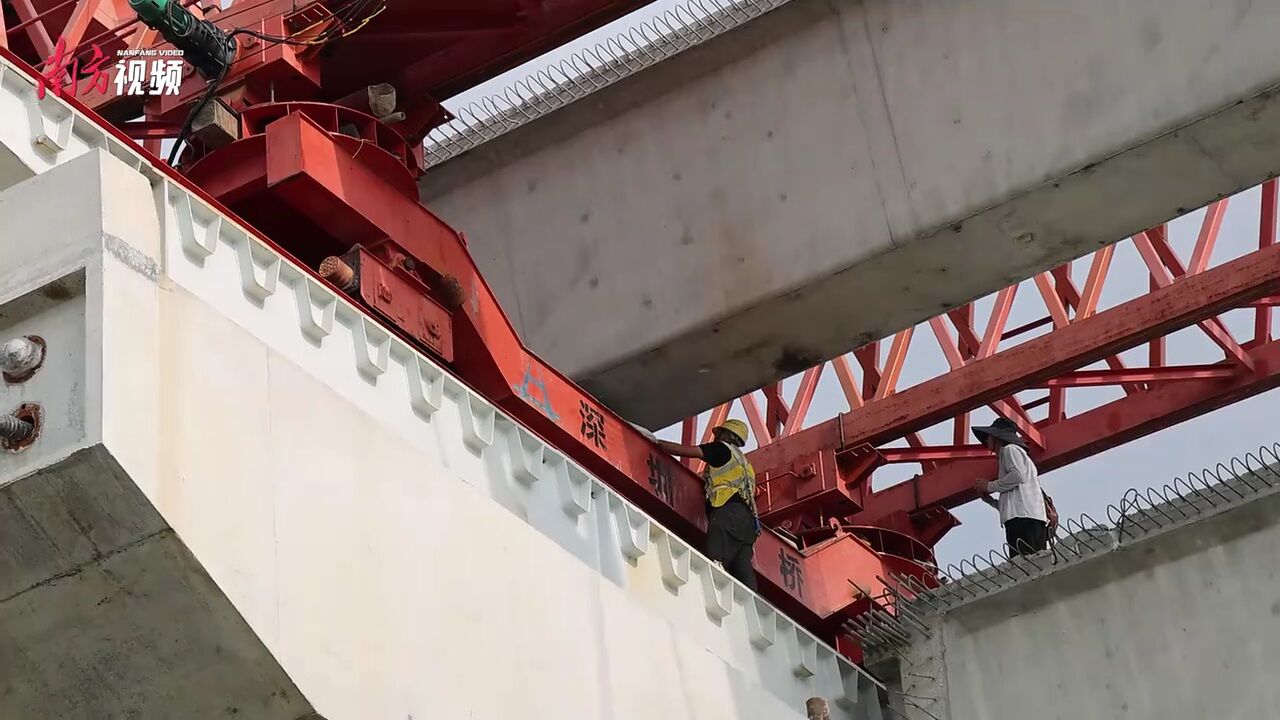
[1,336,44,378]
[0,413,34,443]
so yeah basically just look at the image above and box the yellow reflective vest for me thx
[703,444,757,510]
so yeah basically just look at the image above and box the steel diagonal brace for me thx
[1134,229,1254,370]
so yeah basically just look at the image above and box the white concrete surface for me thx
[0,56,886,719]
[423,0,1280,425]
[0,159,317,719]
[896,473,1280,720]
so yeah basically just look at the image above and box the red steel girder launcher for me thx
[0,0,937,659]
[183,106,929,648]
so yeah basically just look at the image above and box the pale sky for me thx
[438,1,1280,569]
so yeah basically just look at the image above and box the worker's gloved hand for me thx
[628,421,658,443]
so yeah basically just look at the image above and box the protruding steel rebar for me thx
[424,0,792,167]
[0,413,34,442]
[893,442,1280,618]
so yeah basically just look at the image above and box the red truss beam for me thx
[860,338,1280,517]
[685,182,1280,545]
[750,204,1276,470]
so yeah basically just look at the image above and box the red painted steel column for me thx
[1259,181,1278,345]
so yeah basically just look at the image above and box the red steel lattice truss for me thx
[682,181,1280,551]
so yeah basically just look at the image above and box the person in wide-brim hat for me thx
[972,418,1028,449]
[971,418,1051,557]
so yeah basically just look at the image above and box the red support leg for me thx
[979,287,1017,358]
[763,382,788,438]
[1137,229,1253,370]
[855,342,881,399]
[742,394,772,446]
[9,0,55,59]
[1078,245,1114,320]
[875,329,913,400]
[1259,180,1277,345]
[953,411,971,446]
[781,366,824,437]
[832,355,863,411]
[1035,272,1072,328]
[1188,199,1229,276]
[929,316,965,370]
[62,0,105,53]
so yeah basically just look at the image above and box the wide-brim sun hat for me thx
[972,418,1027,448]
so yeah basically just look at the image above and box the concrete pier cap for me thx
[0,153,318,719]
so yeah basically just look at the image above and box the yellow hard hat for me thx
[714,419,749,445]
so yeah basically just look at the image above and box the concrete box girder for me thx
[424,0,1280,425]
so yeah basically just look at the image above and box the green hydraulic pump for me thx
[128,0,237,79]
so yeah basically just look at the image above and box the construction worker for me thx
[632,419,761,590]
[971,418,1050,557]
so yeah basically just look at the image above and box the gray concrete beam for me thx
[919,476,1280,720]
[0,447,317,720]
[423,0,1280,426]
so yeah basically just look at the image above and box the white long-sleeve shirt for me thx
[986,444,1047,524]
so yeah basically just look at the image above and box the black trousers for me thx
[1005,517,1049,557]
[706,499,758,591]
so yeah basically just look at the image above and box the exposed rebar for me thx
[0,413,34,443]
[424,0,795,167]
[900,441,1280,617]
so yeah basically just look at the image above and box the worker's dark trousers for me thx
[1004,517,1049,557]
[706,499,758,591]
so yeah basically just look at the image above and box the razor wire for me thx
[842,442,1280,657]
[423,0,794,167]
